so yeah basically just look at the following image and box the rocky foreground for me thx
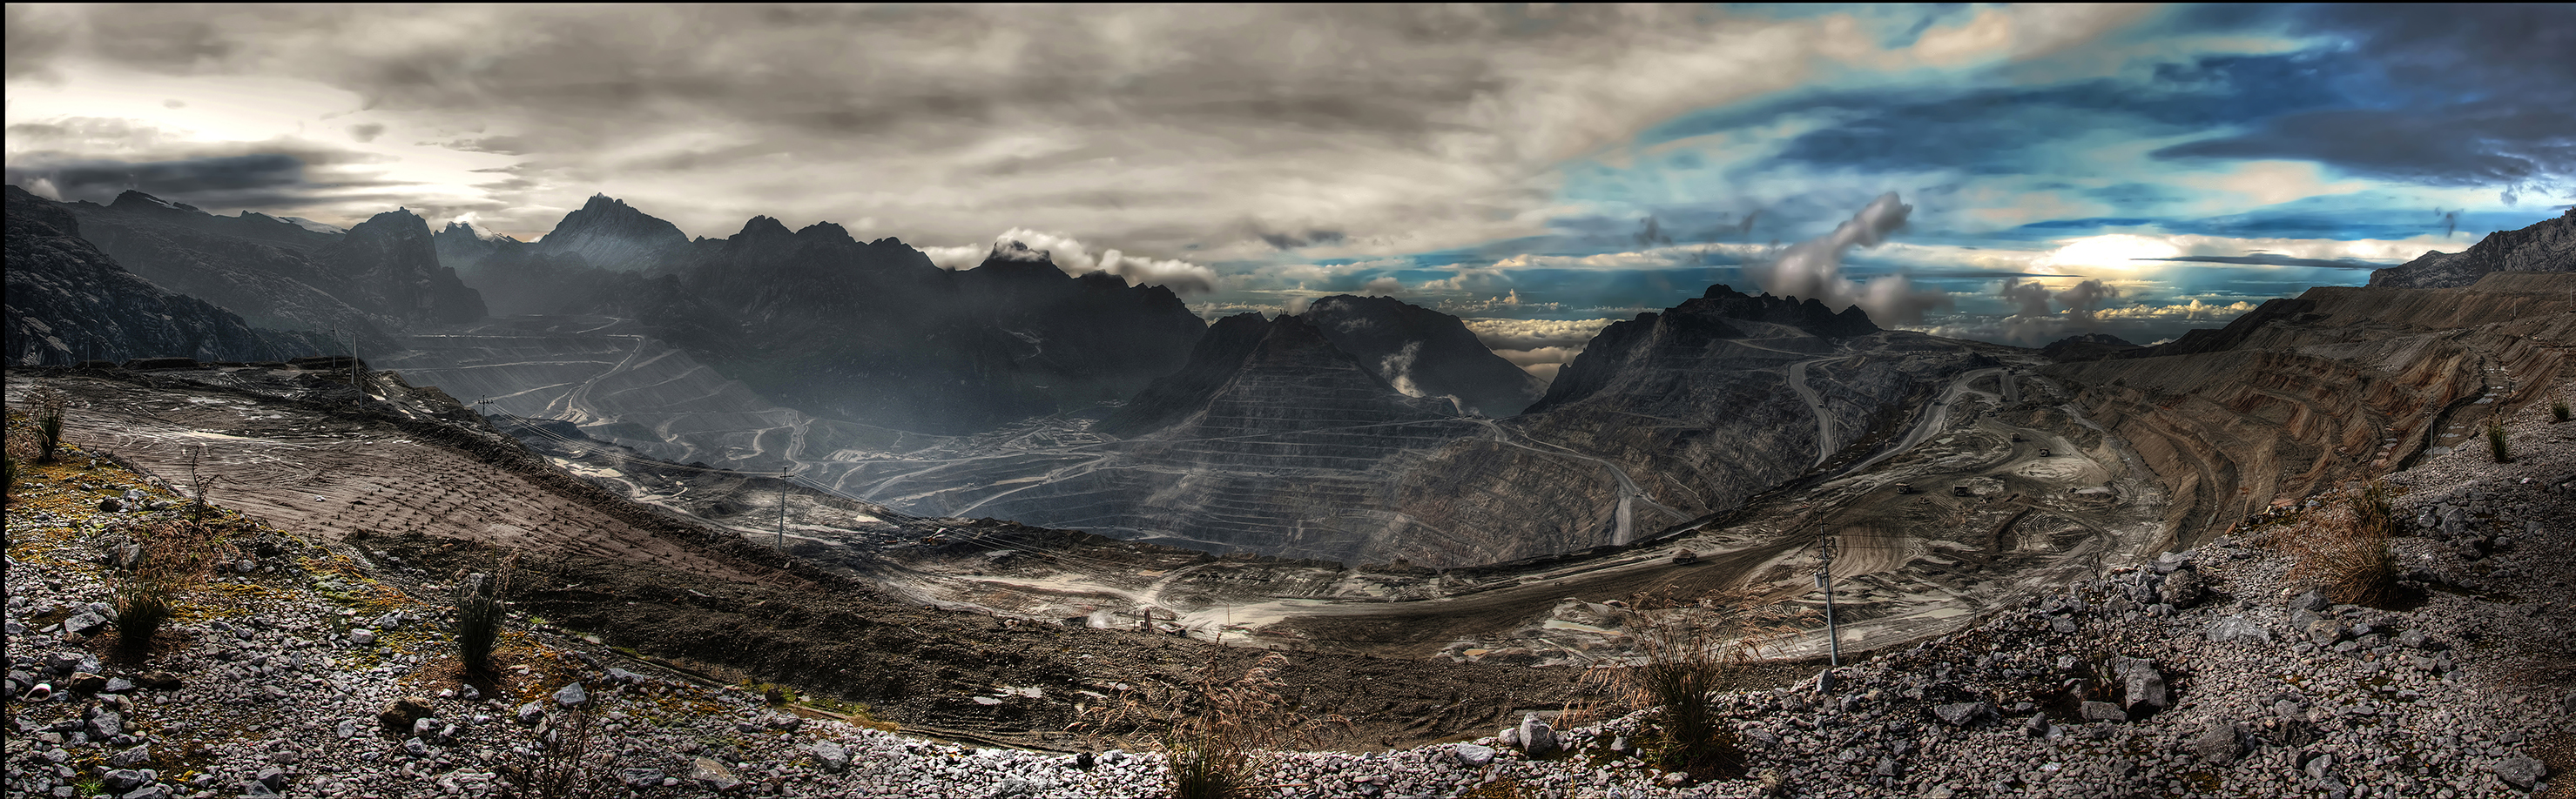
[5,395,2573,798]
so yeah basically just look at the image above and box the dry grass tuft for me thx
[1588,588,1810,782]
[33,388,68,463]
[111,519,229,659]
[2485,417,2512,463]
[455,554,518,676]
[1069,652,1344,799]
[2283,486,2399,608]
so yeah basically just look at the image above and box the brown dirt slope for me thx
[5,365,1596,751]
[2042,272,2574,544]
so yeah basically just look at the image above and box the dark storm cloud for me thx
[346,123,385,143]
[2152,4,2576,190]
[5,141,403,207]
[3,3,1857,252]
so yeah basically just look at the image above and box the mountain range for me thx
[7,185,2570,568]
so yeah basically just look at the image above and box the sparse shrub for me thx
[111,520,226,656]
[2485,418,2511,462]
[2554,397,2571,422]
[3,453,17,504]
[1595,589,1808,782]
[34,389,66,463]
[500,702,613,799]
[2284,492,2398,608]
[455,556,516,675]
[180,445,219,520]
[1069,653,1339,799]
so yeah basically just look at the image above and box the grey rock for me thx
[2161,569,2206,608]
[2112,657,2169,710]
[812,741,849,773]
[102,769,149,793]
[240,781,281,798]
[516,702,545,726]
[64,613,109,636]
[1931,702,1999,728]
[255,768,286,790]
[2289,590,2328,612]
[1873,755,1904,778]
[2306,619,2349,645]
[552,682,588,707]
[109,743,152,767]
[1517,715,1559,757]
[347,629,377,646]
[1452,743,1496,767]
[120,784,171,799]
[334,719,359,739]
[87,707,124,738]
[2188,722,2243,763]
[617,768,666,788]
[689,756,743,790]
[2080,701,2128,722]
[2494,756,2547,789]
[2207,615,2272,644]
[402,737,430,757]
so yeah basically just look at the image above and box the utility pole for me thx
[775,469,792,551]
[1817,534,1841,668]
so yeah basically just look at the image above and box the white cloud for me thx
[1463,317,1619,351]
[927,227,1219,294]
[1742,191,1953,324]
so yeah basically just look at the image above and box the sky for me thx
[7,3,2572,378]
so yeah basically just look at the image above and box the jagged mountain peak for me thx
[1689,283,1880,338]
[735,215,794,239]
[2367,208,2575,288]
[109,190,201,213]
[533,193,689,271]
[438,220,517,243]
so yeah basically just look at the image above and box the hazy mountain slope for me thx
[3,185,334,365]
[48,190,485,347]
[529,193,691,272]
[1299,294,1546,418]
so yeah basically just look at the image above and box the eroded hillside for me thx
[2043,272,2574,542]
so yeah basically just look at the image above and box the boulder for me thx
[2188,722,2243,763]
[1931,702,1999,728]
[690,757,743,790]
[64,612,111,637]
[2111,657,2169,711]
[2161,569,2206,608]
[2080,701,2128,722]
[1452,743,1497,768]
[1517,715,1559,757]
[2306,620,2349,645]
[2289,590,2328,612]
[552,682,589,707]
[812,741,849,773]
[2494,756,2547,789]
[379,696,435,733]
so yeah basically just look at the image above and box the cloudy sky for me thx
[7,3,2571,373]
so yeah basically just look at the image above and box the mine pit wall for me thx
[2043,274,2573,546]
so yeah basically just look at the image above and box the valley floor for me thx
[4,369,2571,798]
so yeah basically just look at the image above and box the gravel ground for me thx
[5,393,2570,798]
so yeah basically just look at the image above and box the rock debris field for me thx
[5,393,2573,798]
